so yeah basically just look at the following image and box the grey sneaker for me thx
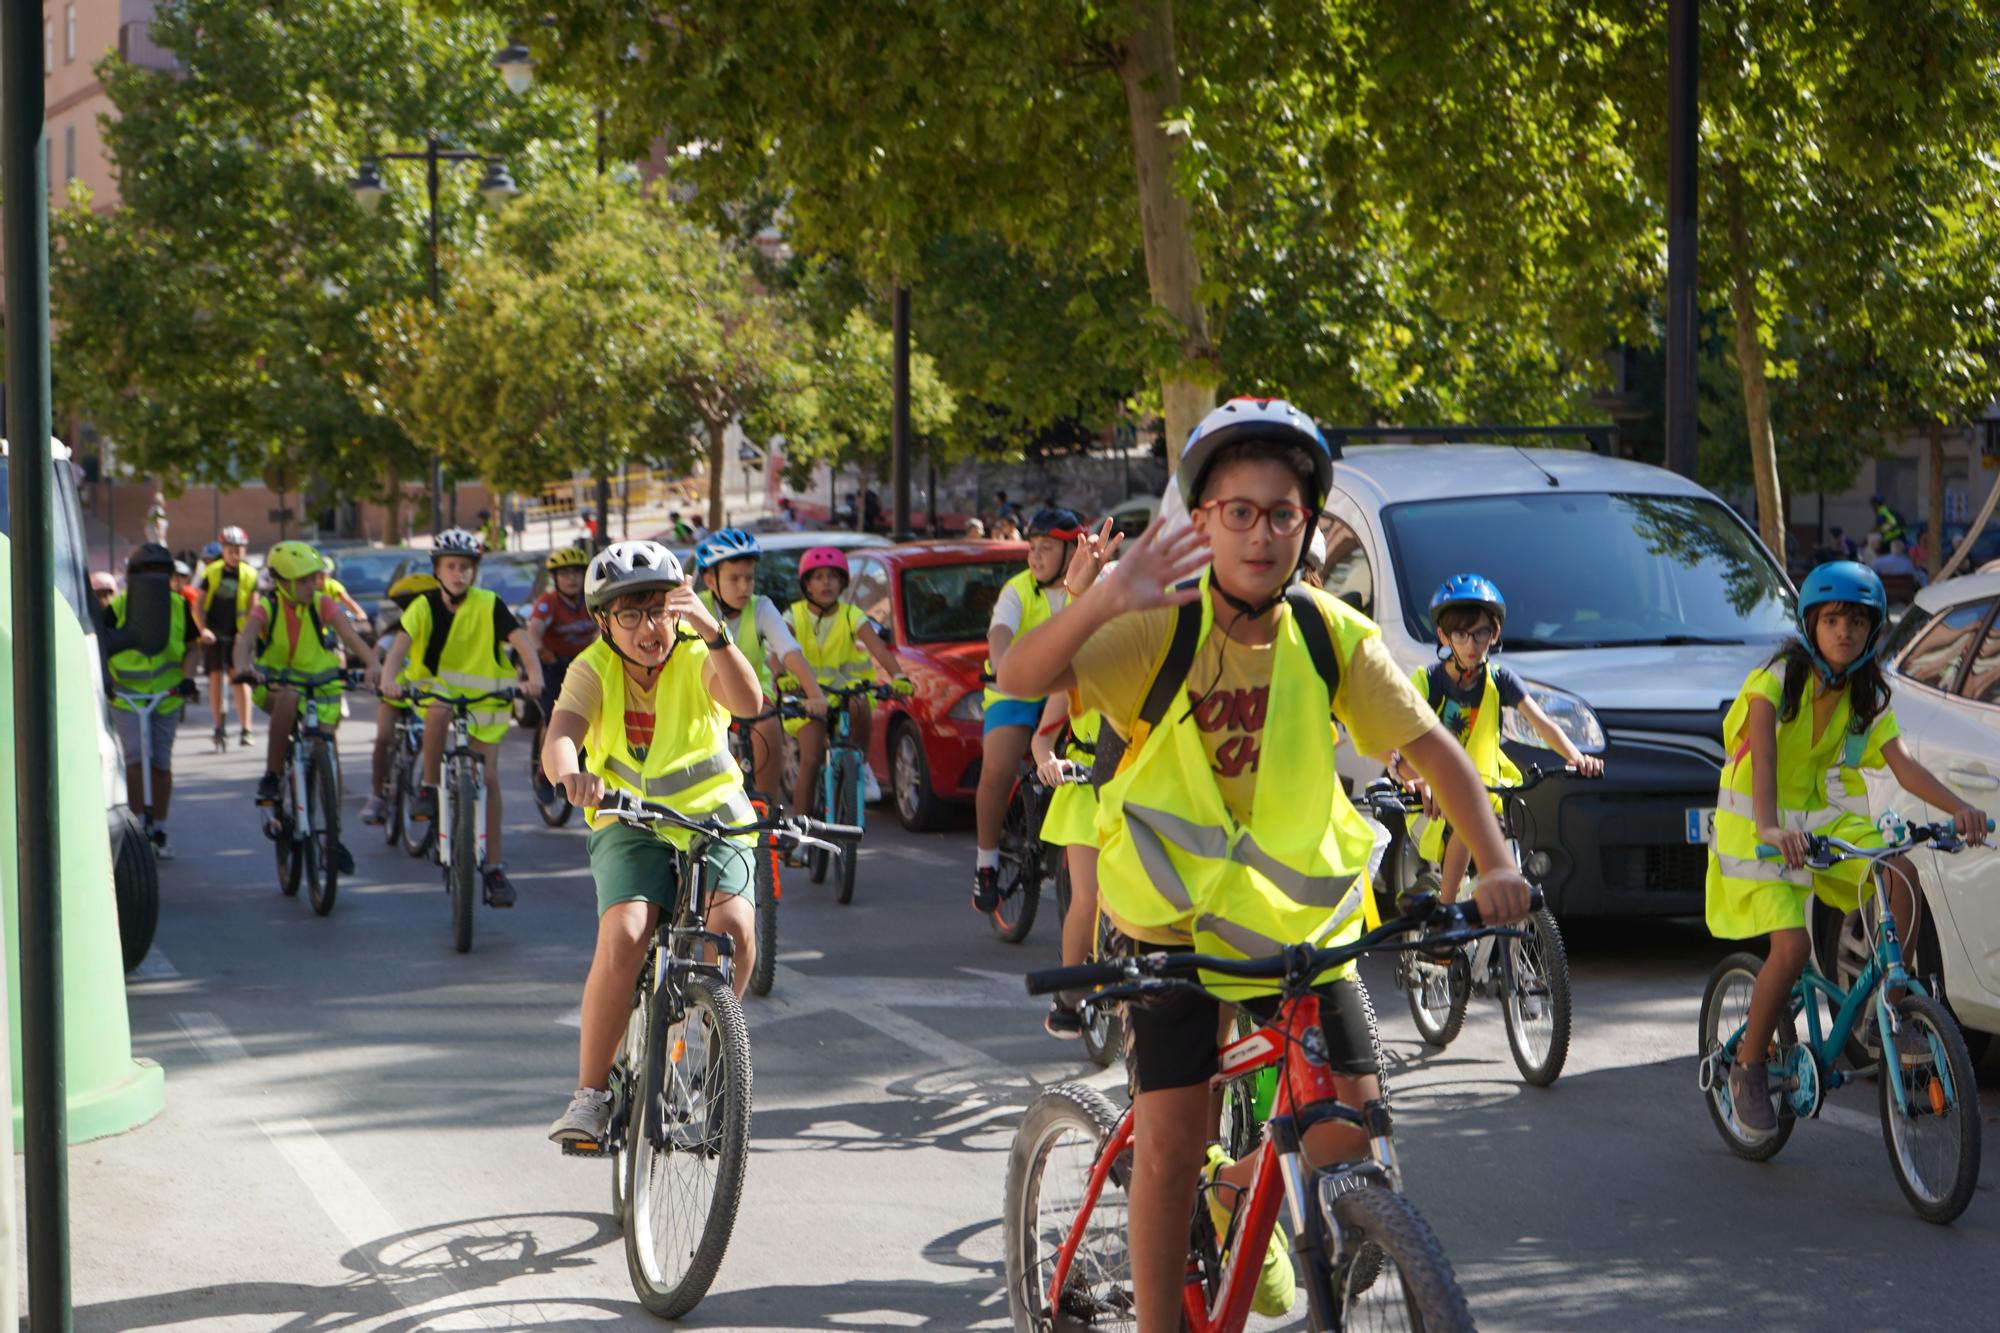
[1728,1060,1778,1139]
[548,1088,612,1145]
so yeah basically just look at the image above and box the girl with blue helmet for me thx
[1706,560,1988,1143]
[1392,574,1604,905]
[693,528,829,805]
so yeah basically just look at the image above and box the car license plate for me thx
[1686,808,1716,845]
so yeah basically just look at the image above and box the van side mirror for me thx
[98,574,173,657]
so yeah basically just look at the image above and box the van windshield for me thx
[1380,492,1794,651]
[0,458,94,627]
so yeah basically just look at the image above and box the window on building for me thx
[43,138,52,194]
[65,6,76,62]
[64,125,75,184]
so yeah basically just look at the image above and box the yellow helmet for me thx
[266,540,325,581]
[546,545,590,571]
[387,571,440,607]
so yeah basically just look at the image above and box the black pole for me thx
[891,285,911,537]
[1664,0,1699,480]
[594,110,611,551]
[3,0,73,1320]
[426,135,445,534]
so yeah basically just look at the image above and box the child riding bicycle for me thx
[107,542,206,859]
[361,571,438,826]
[526,544,599,719]
[998,396,1532,1327]
[784,546,909,820]
[1390,573,1604,902]
[378,529,543,907]
[692,528,829,801]
[1707,560,1987,1142]
[539,540,765,1146]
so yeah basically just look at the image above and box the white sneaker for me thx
[548,1088,612,1144]
[862,766,883,804]
[149,829,174,862]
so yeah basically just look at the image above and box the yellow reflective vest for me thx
[199,559,255,627]
[107,592,192,714]
[1094,577,1380,997]
[1409,661,1521,862]
[788,600,870,687]
[702,589,770,701]
[402,588,514,741]
[984,568,1060,708]
[577,637,755,845]
[1040,706,1102,849]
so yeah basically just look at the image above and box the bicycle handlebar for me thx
[1487,763,1582,795]
[1024,888,1542,998]
[247,666,367,691]
[596,790,862,855]
[1756,818,1994,868]
[401,684,522,709]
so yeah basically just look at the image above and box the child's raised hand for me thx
[668,585,716,634]
[1066,517,1125,594]
[1954,806,1990,845]
[1105,516,1208,614]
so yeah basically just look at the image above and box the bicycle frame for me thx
[113,688,176,824]
[817,684,874,833]
[1043,991,1390,1332]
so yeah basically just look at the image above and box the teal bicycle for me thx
[1696,815,1988,1223]
[791,680,900,906]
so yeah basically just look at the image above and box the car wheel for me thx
[890,721,949,832]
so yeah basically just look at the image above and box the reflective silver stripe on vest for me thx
[603,748,735,801]
[1124,816,1196,914]
[1717,786,1872,828]
[437,668,511,692]
[1195,914,1288,961]
[1125,801,1360,909]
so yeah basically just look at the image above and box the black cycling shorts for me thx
[202,636,236,676]
[1125,947,1378,1094]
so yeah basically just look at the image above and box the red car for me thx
[837,540,1033,830]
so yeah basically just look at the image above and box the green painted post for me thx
[2,0,73,1324]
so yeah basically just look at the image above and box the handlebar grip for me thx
[798,818,863,841]
[1453,885,1543,930]
[1024,961,1127,996]
[1755,844,1779,860]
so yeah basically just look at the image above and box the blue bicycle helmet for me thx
[1796,560,1887,684]
[1429,573,1507,626]
[693,527,762,573]
[200,540,223,561]
[1177,397,1335,512]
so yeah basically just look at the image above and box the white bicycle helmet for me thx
[586,540,686,612]
[432,527,485,561]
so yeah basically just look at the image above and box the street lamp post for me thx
[348,142,518,536]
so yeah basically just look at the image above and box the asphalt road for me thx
[63,725,2000,1331]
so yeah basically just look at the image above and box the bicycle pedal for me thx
[559,1137,613,1158]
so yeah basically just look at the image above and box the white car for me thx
[1319,444,1795,915]
[1854,569,2000,1055]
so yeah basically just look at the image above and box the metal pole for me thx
[593,110,611,551]
[2,0,73,1320]
[1664,0,1699,480]
[891,285,911,537]
[426,135,444,535]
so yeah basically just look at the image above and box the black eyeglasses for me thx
[610,606,674,631]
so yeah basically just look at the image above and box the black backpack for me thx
[1130,586,1344,750]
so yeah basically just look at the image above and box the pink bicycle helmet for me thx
[798,546,850,584]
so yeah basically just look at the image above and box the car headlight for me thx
[1502,680,1606,754]
[948,691,984,722]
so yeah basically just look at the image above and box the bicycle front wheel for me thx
[992,784,1042,944]
[449,769,477,954]
[531,724,574,828]
[1879,991,1982,1224]
[834,756,862,906]
[400,752,432,858]
[1502,907,1572,1086]
[1403,948,1469,1047]
[1003,1082,1133,1333]
[275,782,303,897]
[1699,951,1796,1160]
[750,834,779,996]
[624,972,753,1318]
[1319,1180,1474,1331]
[383,748,405,847]
[308,741,341,917]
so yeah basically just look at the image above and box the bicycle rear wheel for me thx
[1698,951,1796,1160]
[383,748,405,846]
[1003,1082,1133,1332]
[1403,949,1469,1047]
[400,751,432,858]
[308,741,341,917]
[992,783,1042,944]
[624,972,753,1318]
[449,769,477,954]
[275,780,303,897]
[750,833,779,996]
[1879,991,1982,1224]
[531,723,574,828]
[1502,907,1571,1085]
[1318,1179,1474,1331]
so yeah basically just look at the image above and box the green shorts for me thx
[587,819,756,917]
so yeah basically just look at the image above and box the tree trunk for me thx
[1725,163,1786,562]
[706,420,728,530]
[1117,0,1215,471]
[385,459,402,544]
[1927,423,1946,579]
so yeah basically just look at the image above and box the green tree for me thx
[51,0,591,529]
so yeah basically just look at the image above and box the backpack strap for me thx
[1137,599,1203,732]
[1423,661,1446,711]
[1286,587,1343,714]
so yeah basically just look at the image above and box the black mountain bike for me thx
[563,792,858,1318]
[254,666,363,917]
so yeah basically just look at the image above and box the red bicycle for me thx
[1003,893,1532,1332]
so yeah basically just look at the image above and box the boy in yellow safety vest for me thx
[999,397,1532,1326]
[1388,573,1603,903]
[378,528,543,907]
[200,525,257,748]
[540,540,765,1146]
[107,543,206,859]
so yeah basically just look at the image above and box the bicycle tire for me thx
[808,770,831,885]
[1699,951,1797,1161]
[992,782,1042,944]
[111,809,160,973]
[1404,948,1469,1047]
[531,723,574,828]
[623,971,753,1318]
[1320,1180,1474,1331]
[610,987,648,1232]
[383,749,404,847]
[276,772,303,897]
[450,768,477,954]
[1878,990,1982,1224]
[308,741,341,917]
[400,751,432,858]
[1003,1082,1133,1333]
[750,836,779,996]
[834,755,861,906]
[1502,907,1571,1086]
[1073,873,1123,1071]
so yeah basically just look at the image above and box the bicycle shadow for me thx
[75,1210,631,1331]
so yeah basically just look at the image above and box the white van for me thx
[1321,445,1793,915]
